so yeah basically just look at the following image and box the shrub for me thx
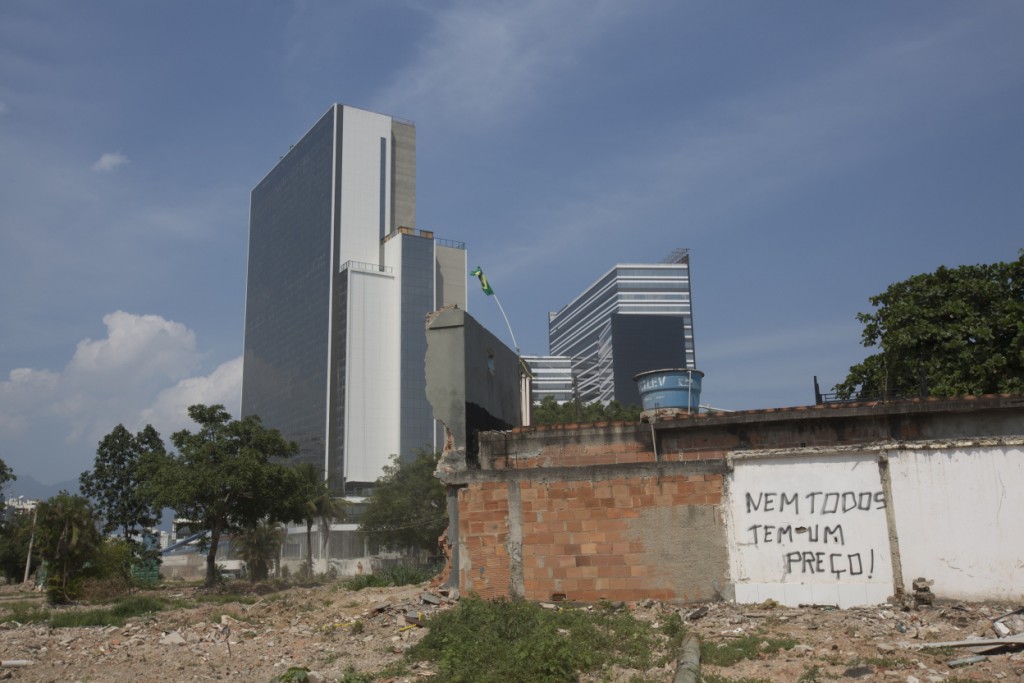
[408,597,658,682]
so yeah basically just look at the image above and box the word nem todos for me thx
[745,490,885,515]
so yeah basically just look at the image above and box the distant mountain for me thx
[5,474,79,503]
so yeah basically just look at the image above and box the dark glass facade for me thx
[242,109,335,469]
[398,234,437,461]
[609,314,688,405]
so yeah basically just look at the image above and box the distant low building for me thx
[521,355,575,404]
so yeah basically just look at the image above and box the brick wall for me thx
[441,395,1024,606]
[448,421,730,603]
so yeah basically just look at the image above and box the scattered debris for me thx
[948,654,987,668]
[685,605,709,621]
[912,577,935,607]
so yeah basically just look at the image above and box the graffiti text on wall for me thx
[743,489,885,580]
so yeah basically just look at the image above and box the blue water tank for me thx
[633,368,704,412]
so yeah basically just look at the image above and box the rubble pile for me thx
[0,581,1022,682]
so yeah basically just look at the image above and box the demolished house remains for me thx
[423,320,1024,609]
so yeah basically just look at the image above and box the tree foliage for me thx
[146,404,299,587]
[531,396,642,425]
[281,463,346,577]
[0,457,14,506]
[35,492,103,604]
[835,252,1024,399]
[234,519,287,581]
[359,450,447,553]
[0,509,37,582]
[79,424,163,552]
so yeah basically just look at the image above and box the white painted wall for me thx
[338,106,392,266]
[726,453,894,608]
[343,269,400,483]
[888,445,1024,602]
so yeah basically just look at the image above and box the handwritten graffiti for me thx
[784,549,875,579]
[745,491,885,515]
[735,486,887,583]
[747,523,844,545]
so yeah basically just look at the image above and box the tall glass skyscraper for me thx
[546,251,695,406]
[242,104,466,493]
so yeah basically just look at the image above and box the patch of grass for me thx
[797,664,825,682]
[700,633,798,667]
[49,608,126,628]
[702,674,774,683]
[336,666,374,682]
[25,593,169,626]
[408,596,659,682]
[269,666,313,682]
[342,563,438,591]
[375,661,411,678]
[847,655,909,669]
[193,593,260,605]
[4,604,50,624]
[109,595,167,617]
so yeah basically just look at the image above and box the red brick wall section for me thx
[458,473,727,604]
[457,482,512,600]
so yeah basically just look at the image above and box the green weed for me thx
[700,633,798,667]
[335,665,374,682]
[408,596,659,682]
[342,563,438,591]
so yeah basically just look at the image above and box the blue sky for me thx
[1,1,1022,487]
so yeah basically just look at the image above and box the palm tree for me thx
[235,518,286,581]
[292,464,347,577]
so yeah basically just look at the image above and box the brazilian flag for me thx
[470,266,494,296]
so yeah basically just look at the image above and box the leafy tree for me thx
[283,463,347,577]
[234,518,286,581]
[0,510,37,582]
[79,424,163,554]
[532,396,642,425]
[359,450,447,553]
[146,404,299,587]
[835,252,1024,399]
[35,492,103,603]
[0,457,14,506]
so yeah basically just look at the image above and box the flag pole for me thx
[470,266,519,355]
[492,293,519,355]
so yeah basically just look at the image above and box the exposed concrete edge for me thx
[437,459,729,486]
[724,436,1024,465]
[673,633,700,683]
[648,395,1024,430]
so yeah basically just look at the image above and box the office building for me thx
[520,355,575,404]
[241,104,466,494]
[546,250,695,406]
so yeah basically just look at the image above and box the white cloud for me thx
[66,311,199,385]
[92,151,129,172]
[139,356,243,436]
[0,312,241,483]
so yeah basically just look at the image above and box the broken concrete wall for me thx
[424,306,521,457]
[424,306,522,591]
[446,395,1024,606]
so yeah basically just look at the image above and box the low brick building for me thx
[437,395,1024,607]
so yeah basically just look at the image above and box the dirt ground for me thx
[0,581,1022,683]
